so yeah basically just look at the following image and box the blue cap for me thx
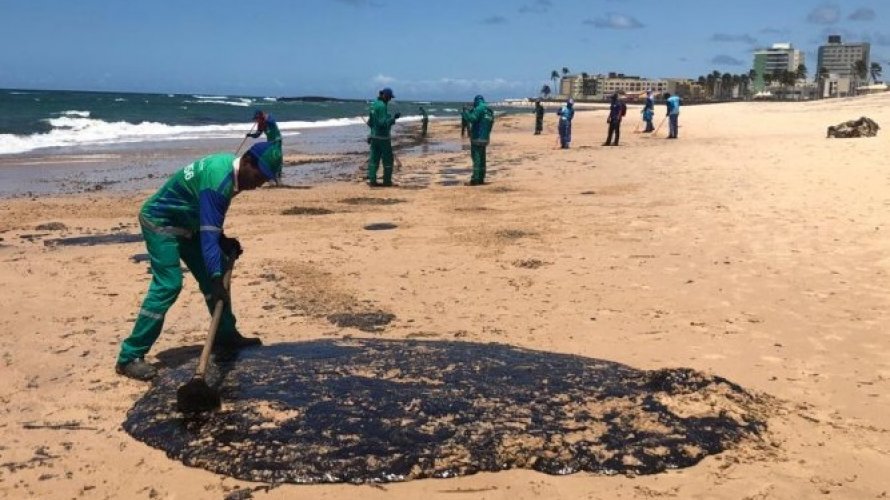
[380,88,394,98]
[474,94,484,105]
[247,141,283,180]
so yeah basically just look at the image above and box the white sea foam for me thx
[192,95,228,100]
[114,98,127,102]
[263,97,277,102]
[0,116,367,155]
[59,110,91,118]
[187,97,254,107]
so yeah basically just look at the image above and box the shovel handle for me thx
[195,267,233,379]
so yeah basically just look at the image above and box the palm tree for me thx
[540,84,552,98]
[852,60,868,93]
[740,73,751,99]
[550,70,559,92]
[796,63,807,81]
[721,73,732,100]
[562,67,570,76]
[870,62,883,83]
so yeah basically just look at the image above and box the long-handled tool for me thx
[651,116,667,137]
[234,124,256,156]
[176,264,234,413]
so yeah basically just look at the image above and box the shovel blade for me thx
[176,377,221,413]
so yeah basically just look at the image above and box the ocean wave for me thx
[192,95,229,100]
[263,97,277,102]
[114,98,127,102]
[187,97,254,107]
[59,110,91,118]
[0,116,367,155]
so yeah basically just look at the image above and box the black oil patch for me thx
[340,197,406,206]
[327,312,396,331]
[513,259,549,269]
[363,223,397,231]
[131,253,150,263]
[123,340,768,484]
[35,222,67,231]
[281,207,335,216]
[44,233,143,247]
[580,191,596,195]
[439,180,462,187]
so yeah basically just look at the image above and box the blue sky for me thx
[0,0,887,100]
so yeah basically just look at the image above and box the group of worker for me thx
[115,90,498,380]
[368,88,494,187]
[115,87,681,381]
[536,90,682,148]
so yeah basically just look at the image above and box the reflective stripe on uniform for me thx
[138,309,164,320]
[139,214,193,238]
[199,225,222,232]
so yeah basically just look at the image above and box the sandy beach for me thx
[1,94,889,499]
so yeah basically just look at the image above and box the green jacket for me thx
[462,101,495,145]
[367,98,397,140]
[141,153,237,277]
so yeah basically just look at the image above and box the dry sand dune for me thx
[1,94,889,499]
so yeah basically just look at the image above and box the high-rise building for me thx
[817,35,870,95]
[752,43,805,92]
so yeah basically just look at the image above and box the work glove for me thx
[209,276,229,306]
[219,234,243,260]
[393,113,401,120]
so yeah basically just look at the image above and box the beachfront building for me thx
[558,72,667,100]
[817,36,871,97]
[752,43,805,93]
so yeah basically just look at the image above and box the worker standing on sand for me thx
[534,99,544,135]
[115,142,282,381]
[419,106,429,138]
[664,93,681,139]
[603,93,627,146]
[366,88,400,187]
[557,98,575,149]
[461,94,495,186]
[247,110,281,144]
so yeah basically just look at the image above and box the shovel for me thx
[176,264,234,413]
[234,124,256,156]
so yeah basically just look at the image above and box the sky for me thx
[0,0,887,100]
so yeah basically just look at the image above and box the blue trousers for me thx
[669,114,679,138]
[558,119,572,148]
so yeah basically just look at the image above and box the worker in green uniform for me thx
[419,106,429,138]
[461,94,495,186]
[247,110,282,144]
[366,87,400,187]
[246,110,282,184]
[115,141,283,381]
[534,99,544,135]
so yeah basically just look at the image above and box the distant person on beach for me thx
[419,106,429,138]
[642,90,655,133]
[115,142,282,381]
[366,87,400,187]
[247,110,281,144]
[461,94,495,185]
[664,93,681,139]
[557,98,575,149]
[534,99,544,135]
[603,93,627,146]
[460,105,470,138]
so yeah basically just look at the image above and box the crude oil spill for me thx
[131,253,150,263]
[281,206,335,216]
[123,339,768,484]
[363,223,397,231]
[439,180,462,187]
[327,312,395,331]
[340,197,406,206]
[44,233,143,247]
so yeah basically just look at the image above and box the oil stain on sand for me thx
[123,339,770,484]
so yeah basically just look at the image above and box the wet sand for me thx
[1,95,890,499]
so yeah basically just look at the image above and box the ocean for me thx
[0,89,521,197]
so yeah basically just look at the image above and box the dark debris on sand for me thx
[326,312,396,332]
[123,339,771,484]
[281,206,335,216]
